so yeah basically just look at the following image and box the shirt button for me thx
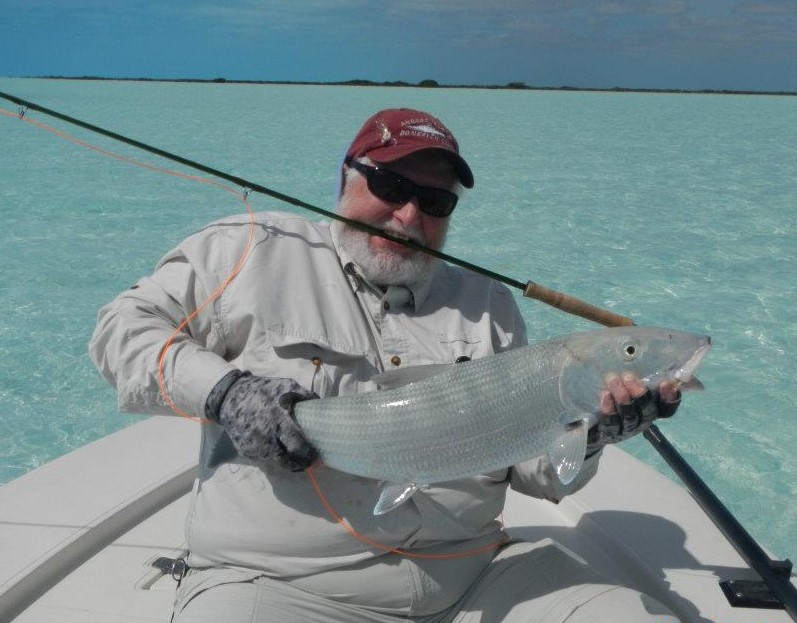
[390,355,402,367]
[311,357,322,367]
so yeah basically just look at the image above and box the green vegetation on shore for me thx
[26,75,797,97]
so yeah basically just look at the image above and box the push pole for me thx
[644,425,796,619]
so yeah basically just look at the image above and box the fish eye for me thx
[622,342,638,361]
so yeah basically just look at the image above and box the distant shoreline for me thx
[14,75,797,97]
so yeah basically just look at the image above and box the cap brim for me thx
[369,145,474,189]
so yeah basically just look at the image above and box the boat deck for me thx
[1,417,794,622]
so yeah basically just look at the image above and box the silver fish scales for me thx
[294,326,711,514]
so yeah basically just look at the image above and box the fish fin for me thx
[548,419,589,485]
[678,377,704,392]
[559,364,603,414]
[373,482,422,515]
[207,431,238,468]
[371,363,454,390]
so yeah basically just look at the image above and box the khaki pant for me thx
[174,540,679,623]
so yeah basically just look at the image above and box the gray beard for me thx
[332,221,439,286]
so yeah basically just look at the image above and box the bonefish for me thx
[209,326,710,515]
[292,326,710,514]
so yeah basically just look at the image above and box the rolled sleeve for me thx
[89,248,235,418]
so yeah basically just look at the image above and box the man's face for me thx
[336,151,458,285]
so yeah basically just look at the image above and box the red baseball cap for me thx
[345,108,474,188]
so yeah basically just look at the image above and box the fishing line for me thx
[2,99,508,561]
[156,208,255,424]
[1,104,256,423]
[306,464,510,559]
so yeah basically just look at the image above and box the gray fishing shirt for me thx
[89,211,600,616]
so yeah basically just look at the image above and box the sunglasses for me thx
[345,159,459,218]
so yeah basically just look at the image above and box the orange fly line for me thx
[1,106,255,422]
[4,105,509,560]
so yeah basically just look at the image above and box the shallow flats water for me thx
[0,78,795,558]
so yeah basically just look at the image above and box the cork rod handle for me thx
[523,281,634,328]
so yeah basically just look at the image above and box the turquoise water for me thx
[1,78,795,559]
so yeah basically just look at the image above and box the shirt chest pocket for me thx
[434,332,489,364]
[247,331,377,398]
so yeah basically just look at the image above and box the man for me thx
[89,108,681,622]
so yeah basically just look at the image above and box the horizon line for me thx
[6,75,796,97]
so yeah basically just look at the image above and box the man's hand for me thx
[208,372,319,471]
[586,373,681,456]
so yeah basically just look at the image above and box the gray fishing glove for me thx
[586,388,681,457]
[206,370,319,471]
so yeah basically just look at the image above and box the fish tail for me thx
[373,482,423,515]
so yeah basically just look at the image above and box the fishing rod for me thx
[0,90,630,329]
[2,90,794,617]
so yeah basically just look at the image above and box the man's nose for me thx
[391,195,423,227]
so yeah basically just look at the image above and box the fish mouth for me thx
[672,337,712,385]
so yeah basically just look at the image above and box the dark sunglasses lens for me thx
[368,169,412,204]
[416,188,457,217]
[365,166,457,218]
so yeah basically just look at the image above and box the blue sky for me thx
[2,0,796,92]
